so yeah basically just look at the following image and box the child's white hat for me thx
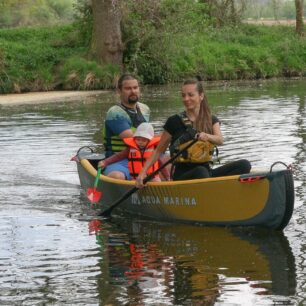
[134,122,154,140]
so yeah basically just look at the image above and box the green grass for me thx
[0,25,84,93]
[1,23,306,93]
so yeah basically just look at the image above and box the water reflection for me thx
[89,218,297,305]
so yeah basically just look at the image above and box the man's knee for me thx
[107,171,126,180]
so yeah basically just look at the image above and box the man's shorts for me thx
[103,158,131,180]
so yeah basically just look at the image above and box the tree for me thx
[295,0,304,36]
[91,0,123,67]
[199,0,246,27]
[272,0,280,20]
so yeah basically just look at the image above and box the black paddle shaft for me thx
[100,137,198,217]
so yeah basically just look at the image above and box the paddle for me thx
[100,137,198,217]
[87,167,102,203]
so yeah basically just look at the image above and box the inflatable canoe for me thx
[73,146,294,230]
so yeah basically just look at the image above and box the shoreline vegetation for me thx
[1,20,306,95]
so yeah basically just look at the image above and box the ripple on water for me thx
[0,212,101,305]
[0,82,305,305]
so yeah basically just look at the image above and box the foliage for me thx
[0,0,76,28]
[1,0,306,93]
[0,24,120,93]
[118,0,306,83]
[201,0,246,27]
[243,0,306,20]
[195,25,306,80]
[59,57,120,90]
[121,0,210,83]
[72,0,92,47]
[0,25,84,93]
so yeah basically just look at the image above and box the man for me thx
[103,74,150,179]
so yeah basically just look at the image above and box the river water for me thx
[0,79,305,306]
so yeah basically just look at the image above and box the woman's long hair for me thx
[183,78,213,134]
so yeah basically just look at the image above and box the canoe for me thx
[73,146,295,230]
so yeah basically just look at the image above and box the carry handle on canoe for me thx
[100,137,198,217]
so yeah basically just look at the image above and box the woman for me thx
[136,78,251,188]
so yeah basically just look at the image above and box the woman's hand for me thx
[197,123,224,146]
[135,172,147,189]
[197,132,210,142]
[98,160,105,169]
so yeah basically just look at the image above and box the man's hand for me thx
[98,160,105,169]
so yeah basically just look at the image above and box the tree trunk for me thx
[91,0,123,67]
[295,0,304,36]
[272,0,279,20]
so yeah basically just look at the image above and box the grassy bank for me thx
[0,23,306,94]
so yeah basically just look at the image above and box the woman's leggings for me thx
[173,159,251,180]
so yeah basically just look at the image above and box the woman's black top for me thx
[163,113,220,145]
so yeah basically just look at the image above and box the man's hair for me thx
[117,74,138,90]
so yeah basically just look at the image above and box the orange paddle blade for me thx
[87,188,102,203]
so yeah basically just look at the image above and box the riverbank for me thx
[1,23,306,94]
[0,90,107,106]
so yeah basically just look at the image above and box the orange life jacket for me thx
[123,136,160,180]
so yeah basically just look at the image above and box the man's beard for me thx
[128,95,139,104]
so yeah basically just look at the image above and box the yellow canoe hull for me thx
[75,152,294,230]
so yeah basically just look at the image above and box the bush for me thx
[1,14,306,93]
[0,25,85,93]
[59,57,120,90]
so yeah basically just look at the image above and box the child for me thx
[98,123,170,181]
